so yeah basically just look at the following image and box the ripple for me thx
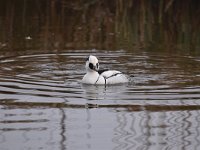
[0,50,200,150]
[0,51,200,105]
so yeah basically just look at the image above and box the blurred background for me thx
[0,0,200,52]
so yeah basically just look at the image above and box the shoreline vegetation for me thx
[0,0,199,52]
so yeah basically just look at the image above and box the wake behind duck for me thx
[82,55,129,85]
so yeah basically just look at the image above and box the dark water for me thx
[0,0,200,51]
[1,1,200,150]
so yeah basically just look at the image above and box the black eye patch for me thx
[89,63,93,70]
[86,56,89,61]
[96,63,99,69]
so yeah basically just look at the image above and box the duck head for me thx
[85,55,99,72]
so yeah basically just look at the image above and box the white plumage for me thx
[82,55,129,85]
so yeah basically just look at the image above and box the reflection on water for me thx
[0,0,200,51]
[1,104,200,150]
[112,109,200,150]
[0,50,200,150]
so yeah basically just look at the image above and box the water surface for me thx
[0,49,200,150]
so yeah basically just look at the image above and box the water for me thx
[0,49,200,150]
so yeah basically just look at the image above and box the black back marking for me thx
[105,72,123,79]
[98,69,109,75]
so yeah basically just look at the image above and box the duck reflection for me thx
[81,84,129,100]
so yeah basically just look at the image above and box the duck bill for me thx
[93,66,99,72]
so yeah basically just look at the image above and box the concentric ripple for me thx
[0,50,200,106]
[0,50,200,150]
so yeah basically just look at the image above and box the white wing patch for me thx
[101,70,129,84]
[101,70,121,78]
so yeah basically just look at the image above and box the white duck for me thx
[82,55,129,85]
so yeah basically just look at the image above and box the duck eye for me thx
[89,63,93,69]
